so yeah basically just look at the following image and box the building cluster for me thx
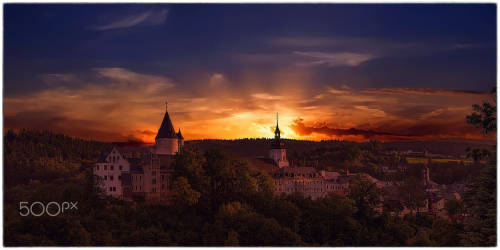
[93,104,464,217]
[94,102,183,202]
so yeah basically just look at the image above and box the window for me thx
[104,166,107,170]
[118,175,121,181]
[119,165,122,171]
[110,166,114,171]
[162,184,165,190]
[152,179,156,184]
[161,175,164,181]
[152,171,156,176]
[104,176,107,180]
[110,175,114,181]
[96,166,99,171]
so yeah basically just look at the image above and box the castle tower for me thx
[177,128,184,152]
[269,113,289,168]
[155,101,180,155]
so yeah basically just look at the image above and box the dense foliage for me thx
[1,130,492,246]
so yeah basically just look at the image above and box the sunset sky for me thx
[4,4,496,143]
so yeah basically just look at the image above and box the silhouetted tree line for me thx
[4,129,112,188]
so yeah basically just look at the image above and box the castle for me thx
[94,102,183,201]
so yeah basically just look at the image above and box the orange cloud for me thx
[4,67,495,143]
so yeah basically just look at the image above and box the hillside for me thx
[186,138,495,158]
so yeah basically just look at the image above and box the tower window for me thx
[119,165,122,170]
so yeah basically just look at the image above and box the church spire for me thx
[274,112,281,140]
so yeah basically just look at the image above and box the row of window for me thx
[108,155,121,163]
[103,175,122,181]
[275,180,324,185]
[109,187,117,192]
[95,165,123,171]
[275,173,317,178]
[132,184,170,192]
[131,174,168,182]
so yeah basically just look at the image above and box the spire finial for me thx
[165,100,168,111]
[276,112,279,127]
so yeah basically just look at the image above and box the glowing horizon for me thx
[4,5,496,143]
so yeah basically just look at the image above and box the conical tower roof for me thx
[177,128,184,139]
[156,101,177,139]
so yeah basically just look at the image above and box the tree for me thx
[171,177,201,206]
[466,87,496,135]
[444,199,462,218]
[459,86,496,246]
[347,175,383,218]
[465,147,490,163]
[460,162,496,246]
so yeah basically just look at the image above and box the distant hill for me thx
[185,138,495,158]
[382,138,495,157]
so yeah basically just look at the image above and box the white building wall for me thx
[155,138,179,155]
[93,147,130,198]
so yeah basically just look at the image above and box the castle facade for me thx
[94,102,183,201]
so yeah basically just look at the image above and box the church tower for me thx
[155,101,181,155]
[269,113,289,168]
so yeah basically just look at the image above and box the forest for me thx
[3,128,496,246]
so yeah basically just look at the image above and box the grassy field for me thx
[406,157,477,165]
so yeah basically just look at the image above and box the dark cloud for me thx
[290,117,492,141]
[291,118,400,139]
